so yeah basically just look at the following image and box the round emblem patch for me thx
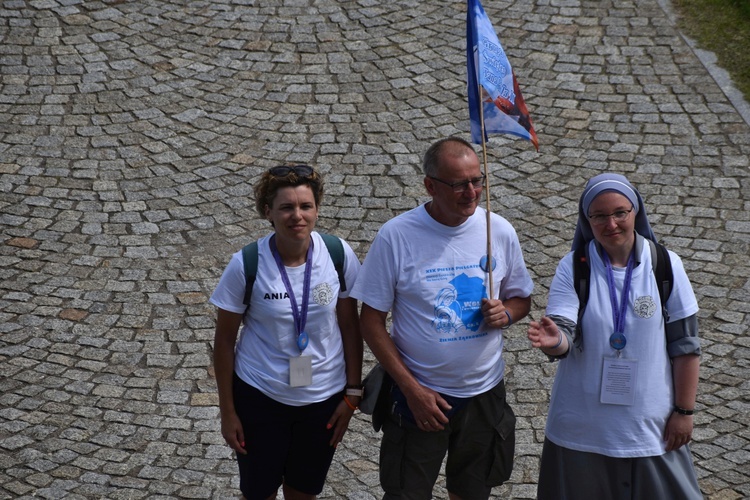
[633,295,657,319]
[312,282,335,306]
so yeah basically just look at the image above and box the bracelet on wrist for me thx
[504,310,513,327]
[551,333,563,350]
[673,405,695,416]
[343,395,358,411]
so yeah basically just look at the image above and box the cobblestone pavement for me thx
[1,0,748,498]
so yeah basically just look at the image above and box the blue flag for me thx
[467,0,538,150]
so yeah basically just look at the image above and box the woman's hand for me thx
[221,410,247,455]
[664,412,693,452]
[326,397,359,447]
[527,316,563,349]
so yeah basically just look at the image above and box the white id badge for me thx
[600,357,637,406]
[289,356,313,387]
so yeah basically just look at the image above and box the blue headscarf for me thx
[571,173,657,251]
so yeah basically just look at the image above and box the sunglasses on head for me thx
[268,165,314,178]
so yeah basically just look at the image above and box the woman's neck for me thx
[274,236,310,267]
[603,245,633,267]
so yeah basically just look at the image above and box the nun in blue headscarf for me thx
[527,173,703,500]
[572,173,656,251]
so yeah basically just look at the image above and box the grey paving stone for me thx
[1,0,749,498]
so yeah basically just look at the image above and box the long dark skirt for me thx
[537,438,703,500]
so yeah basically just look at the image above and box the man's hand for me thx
[403,384,452,431]
[481,298,510,328]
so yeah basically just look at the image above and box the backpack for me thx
[572,239,673,350]
[241,233,346,307]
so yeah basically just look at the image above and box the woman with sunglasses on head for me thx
[210,165,362,500]
[527,173,702,499]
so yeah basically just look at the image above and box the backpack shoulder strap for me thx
[318,232,347,292]
[572,245,590,349]
[241,241,259,306]
[648,239,673,322]
[241,234,347,309]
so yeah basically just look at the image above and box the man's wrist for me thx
[504,310,513,327]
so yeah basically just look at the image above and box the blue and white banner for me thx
[467,0,538,149]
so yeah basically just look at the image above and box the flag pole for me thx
[477,84,493,295]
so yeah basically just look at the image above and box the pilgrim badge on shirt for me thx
[312,282,335,306]
[634,295,657,319]
[289,355,313,387]
[479,255,496,272]
[600,357,638,406]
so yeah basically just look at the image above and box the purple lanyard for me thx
[270,235,313,352]
[602,250,635,335]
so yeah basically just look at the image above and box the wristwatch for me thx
[345,384,364,397]
[673,405,695,416]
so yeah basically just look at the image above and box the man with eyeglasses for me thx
[350,137,533,500]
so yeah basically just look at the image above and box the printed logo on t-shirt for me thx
[432,273,487,337]
[634,295,657,319]
[312,282,335,306]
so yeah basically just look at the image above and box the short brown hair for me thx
[254,165,324,218]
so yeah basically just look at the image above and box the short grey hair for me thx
[422,137,476,177]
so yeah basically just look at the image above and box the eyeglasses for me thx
[428,175,486,193]
[588,208,634,226]
[269,165,314,178]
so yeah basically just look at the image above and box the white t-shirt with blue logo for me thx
[350,204,533,398]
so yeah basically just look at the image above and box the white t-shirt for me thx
[350,204,533,397]
[210,232,361,406]
[545,235,699,457]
